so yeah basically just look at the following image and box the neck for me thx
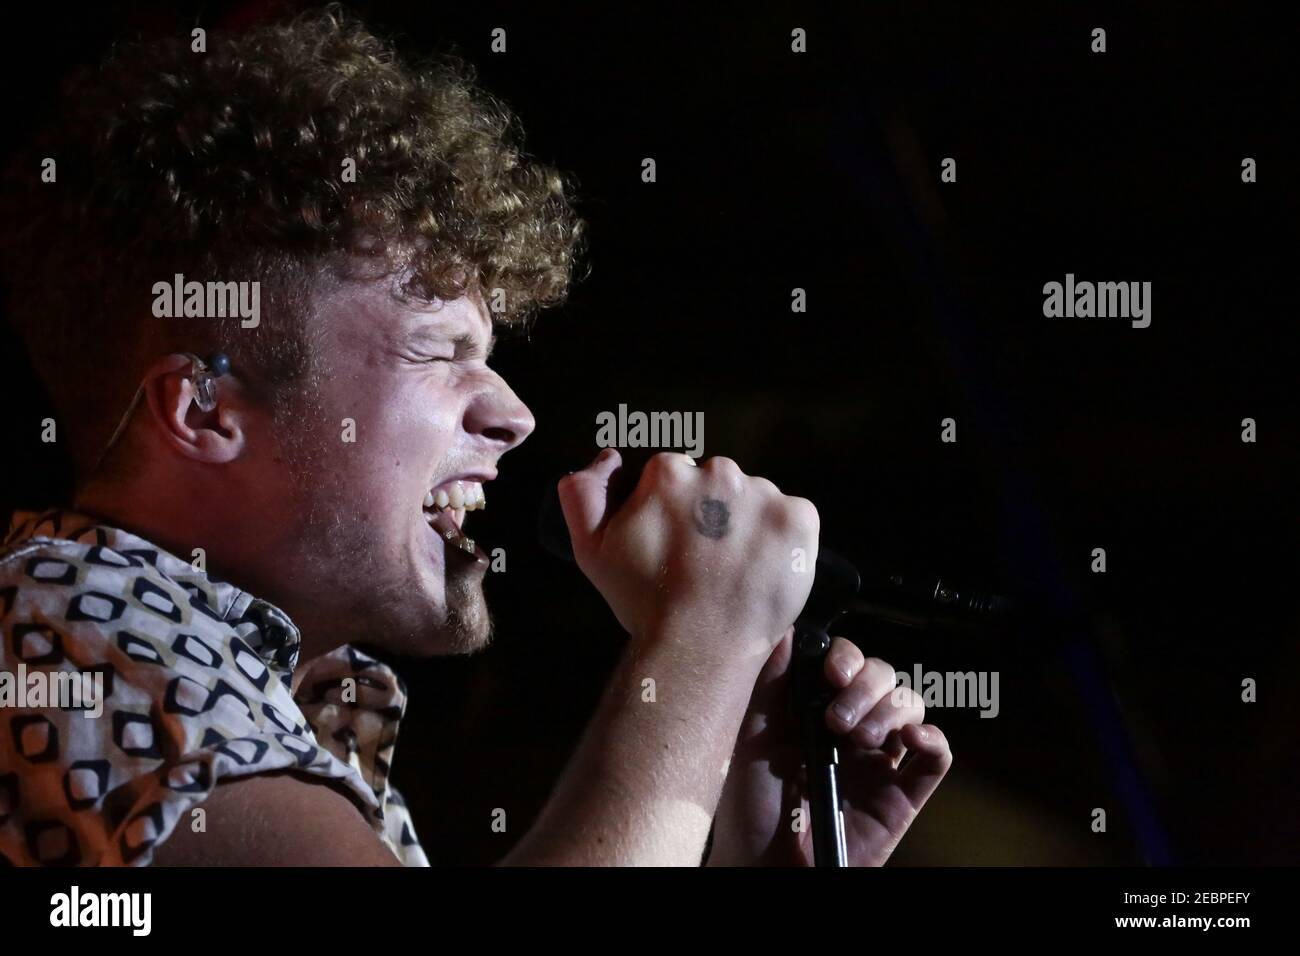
[74,475,215,573]
[77,477,356,665]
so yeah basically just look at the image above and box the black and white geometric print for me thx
[0,508,428,866]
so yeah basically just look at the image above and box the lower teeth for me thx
[427,507,476,554]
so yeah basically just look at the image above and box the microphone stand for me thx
[789,549,861,867]
[791,622,849,866]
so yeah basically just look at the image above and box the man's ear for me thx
[142,354,246,464]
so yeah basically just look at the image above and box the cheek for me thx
[297,372,445,516]
[402,382,464,448]
[353,393,458,501]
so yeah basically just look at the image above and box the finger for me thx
[824,656,895,734]
[823,637,865,689]
[628,451,699,508]
[895,723,953,810]
[883,728,909,769]
[850,684,924,750]
[556,448,623,550]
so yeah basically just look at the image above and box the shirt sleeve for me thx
[0,546,388,866]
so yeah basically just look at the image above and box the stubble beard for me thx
[274,394,493,658]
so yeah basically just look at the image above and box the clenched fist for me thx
[557,449,819,662]
[708,632,953,866]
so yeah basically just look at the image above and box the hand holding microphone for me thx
[552,446,854,866]
[543,446,955,867]
[511,447,825,865]
[555,448,821,665]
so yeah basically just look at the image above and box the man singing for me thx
[0,6,950,866]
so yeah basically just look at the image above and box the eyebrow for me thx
[458,331,497,359]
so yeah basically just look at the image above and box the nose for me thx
[466,371,536,453]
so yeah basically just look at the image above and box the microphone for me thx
[536,464,1017,633]
[536,470,862,618]
[850,569,1021,632]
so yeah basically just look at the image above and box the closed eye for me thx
[402,328,496,364]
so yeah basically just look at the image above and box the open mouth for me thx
[422,478,488,561]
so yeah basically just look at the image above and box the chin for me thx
[408,497,495,654]
[397,572,494,658]
[433,589,493,656]
[334,505,496,657]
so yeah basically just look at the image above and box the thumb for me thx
[556,448,623,554]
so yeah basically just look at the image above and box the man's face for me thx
[256,275,534,657]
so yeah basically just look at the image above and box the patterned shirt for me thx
[0,508,428,866]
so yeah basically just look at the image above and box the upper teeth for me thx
[424,480,486,512]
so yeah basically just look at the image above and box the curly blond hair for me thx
[0,4,586,481]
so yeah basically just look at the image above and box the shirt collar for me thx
[4,507,303,673]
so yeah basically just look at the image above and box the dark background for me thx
[1,1,1296,864]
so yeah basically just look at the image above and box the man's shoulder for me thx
[0,510,426,866]
[3,526,249,675]
[0,523,390,865]
[2,512,243,628]
[0,512,312,722]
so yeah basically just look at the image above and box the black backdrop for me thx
[1,0,1296,865]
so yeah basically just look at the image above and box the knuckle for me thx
[926,726,954,768]
[703,455,742,480]
[702,456,744,494]
[776,496,819,534]
[645,452,675,474]
[830,635,859,656]
[863,657,897,694]
[830,637,863,667]
[910,694,926,722]
[839,682,871,710]
[895,689,924,720]
[889,683,916,705]
[644,452,688,484]
[556,472,586,497]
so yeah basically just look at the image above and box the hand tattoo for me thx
[694,497,730,540]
